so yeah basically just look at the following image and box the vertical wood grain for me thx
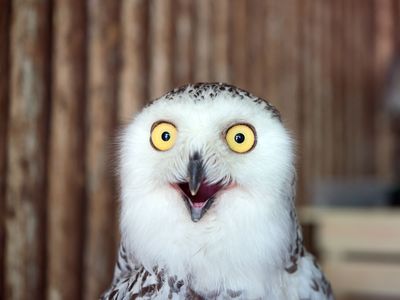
[285,0,303,203]
[363,1,376,176]
[298,0,315,202]
[211,0,230,83]
[0,0,11,298]
[351,0,363,176]
[230,0,247,88]
[119,0,149,123]
[397,0,400,50]
[320,0,334,177]
[311,0,323,180]
[374,0,396,181]
[343,0,356,177]
[47,0,86,299]
[83,0,120,298]
[285,0,302,136]
[193,0,211,82]
[355,0,375,176]
[172,0,194,86]
[5,0,50,299]
[330,0,346,176]
[149,0,172,100]
[264,0,283,104]
[263,0,301,137]
[247,0,264,96]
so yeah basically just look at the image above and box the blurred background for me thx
[1,0,400,299]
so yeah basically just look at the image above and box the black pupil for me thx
[161,131,170,141]
[234,133,245,144]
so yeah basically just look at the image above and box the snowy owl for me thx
[101,83,333,300]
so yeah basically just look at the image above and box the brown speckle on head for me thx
[148,82,282,121]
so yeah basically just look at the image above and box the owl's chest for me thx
[124,268,289,300]
[163,278,243,300]
[126,270,247,300]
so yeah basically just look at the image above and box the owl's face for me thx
[120,84,294,224]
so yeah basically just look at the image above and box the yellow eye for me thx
[225,124,256,153]
[150,121,177,151]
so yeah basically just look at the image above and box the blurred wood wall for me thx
[1,0,399,299]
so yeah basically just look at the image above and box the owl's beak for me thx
[177,152,223,222]
[188,152,204,196]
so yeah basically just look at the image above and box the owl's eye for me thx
[150,121,177,151]
[225,124,256,153]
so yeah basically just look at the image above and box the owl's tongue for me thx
[178,181,221,207]
[178,181,223,222]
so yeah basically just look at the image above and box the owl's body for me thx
[102,83,333,300]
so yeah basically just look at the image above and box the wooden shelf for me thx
[299,206,400,299]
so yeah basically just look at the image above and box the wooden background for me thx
[1,0,399,299]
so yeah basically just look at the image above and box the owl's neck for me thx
[122,187,298,298]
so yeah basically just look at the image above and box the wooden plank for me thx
[193,0,211,82]
[0,0,11,298]
[264,0,283,105]
[311,0,323,181]
[347,0,373,177]
[398,0,400,46]
[355,0,366,176]
[342,0,356,177]
[149,0,172,99]
[329,0,345,177]
[324,260,400,297]
[246,0,264,96]
[261,0,303,201]
[263,0,302,123]
[298,0,316,204]
[172,0,194,86]
[276,0,301,137]
[211,0,230,83]
[373,0,396,82]
[343,0,354,177]
[300,207,400,254]
[295,0,307,204]
[269,0,303,127]
[229,0,247,88]
[83,0,120,299]
[318,0,333,177]
[317,0,332,177]
[359,0,376,176]
[338,0,348,177]
[119,0,149,123]
[374,0,396,181]
[5,0,51,299]
[47,0,86,299]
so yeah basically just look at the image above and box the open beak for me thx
[177,153,224,222]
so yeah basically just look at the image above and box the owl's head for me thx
[120,83,294,226]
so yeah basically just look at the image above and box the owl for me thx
[101,83,333,300]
